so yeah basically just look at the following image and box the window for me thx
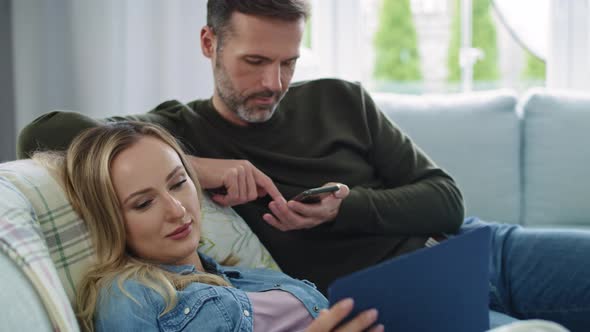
[295,0,575,94]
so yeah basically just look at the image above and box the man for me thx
[17,1,590,330]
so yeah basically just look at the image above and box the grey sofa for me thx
[1,88,588,331]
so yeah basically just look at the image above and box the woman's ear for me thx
[200,26,217,58]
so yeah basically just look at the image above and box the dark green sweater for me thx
[18,79,464,293]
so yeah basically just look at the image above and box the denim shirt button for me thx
[243,309,250,317]
[313,305,320,313]
[183,307,190,315]
[274,283,281,288]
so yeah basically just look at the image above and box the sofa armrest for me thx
[0,252,52,331]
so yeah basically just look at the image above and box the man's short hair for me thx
[207,0,310,45]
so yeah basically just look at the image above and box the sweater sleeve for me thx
[333,86,464,235]
[17,100,189,158]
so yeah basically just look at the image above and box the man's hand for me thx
[189,157,285,206]
[305,298,383,332]
[263,183,350,231]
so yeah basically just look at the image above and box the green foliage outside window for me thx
[448,0,499,82]
[522,51,546,79]
[373,0,421,81]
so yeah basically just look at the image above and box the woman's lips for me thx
[166,221,192,240]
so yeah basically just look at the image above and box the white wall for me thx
[11,0,214,133]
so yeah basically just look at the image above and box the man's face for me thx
[202,13,305,126]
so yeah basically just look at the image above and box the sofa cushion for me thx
[521,88,590,227]
[374,90,521,224]
[0,159,278,310]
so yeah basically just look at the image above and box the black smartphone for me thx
[206,186,228,195]
[292,185,340,203]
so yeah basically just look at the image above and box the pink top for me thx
[246,290,313,332]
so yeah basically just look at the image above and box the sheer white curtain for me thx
[547,0,590,91]
[492,0,590,91]
[12,0,213,131]
[293,0,365,83]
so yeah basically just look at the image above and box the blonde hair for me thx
[35,122,235,332]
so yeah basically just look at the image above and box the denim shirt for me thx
[94,253,328,331]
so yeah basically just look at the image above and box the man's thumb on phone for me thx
[330,183,349,199]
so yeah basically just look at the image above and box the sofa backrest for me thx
[374,90,521,225]
[520,88,590,227]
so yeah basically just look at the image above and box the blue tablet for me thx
[328,226,491,332]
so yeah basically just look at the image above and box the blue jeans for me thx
[460,217,590,331]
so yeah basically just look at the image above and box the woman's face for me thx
[110,136,201,265]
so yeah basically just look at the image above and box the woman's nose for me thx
[166,194,186,220]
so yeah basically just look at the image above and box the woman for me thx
[48,121,382,332]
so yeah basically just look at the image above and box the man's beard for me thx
[214,62,286,124]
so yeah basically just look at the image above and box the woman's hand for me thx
[305,298,384,332]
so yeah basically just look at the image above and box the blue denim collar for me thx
[159,251,243,278]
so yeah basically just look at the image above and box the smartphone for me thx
[292,185,340,204]
[206,186,228,195]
